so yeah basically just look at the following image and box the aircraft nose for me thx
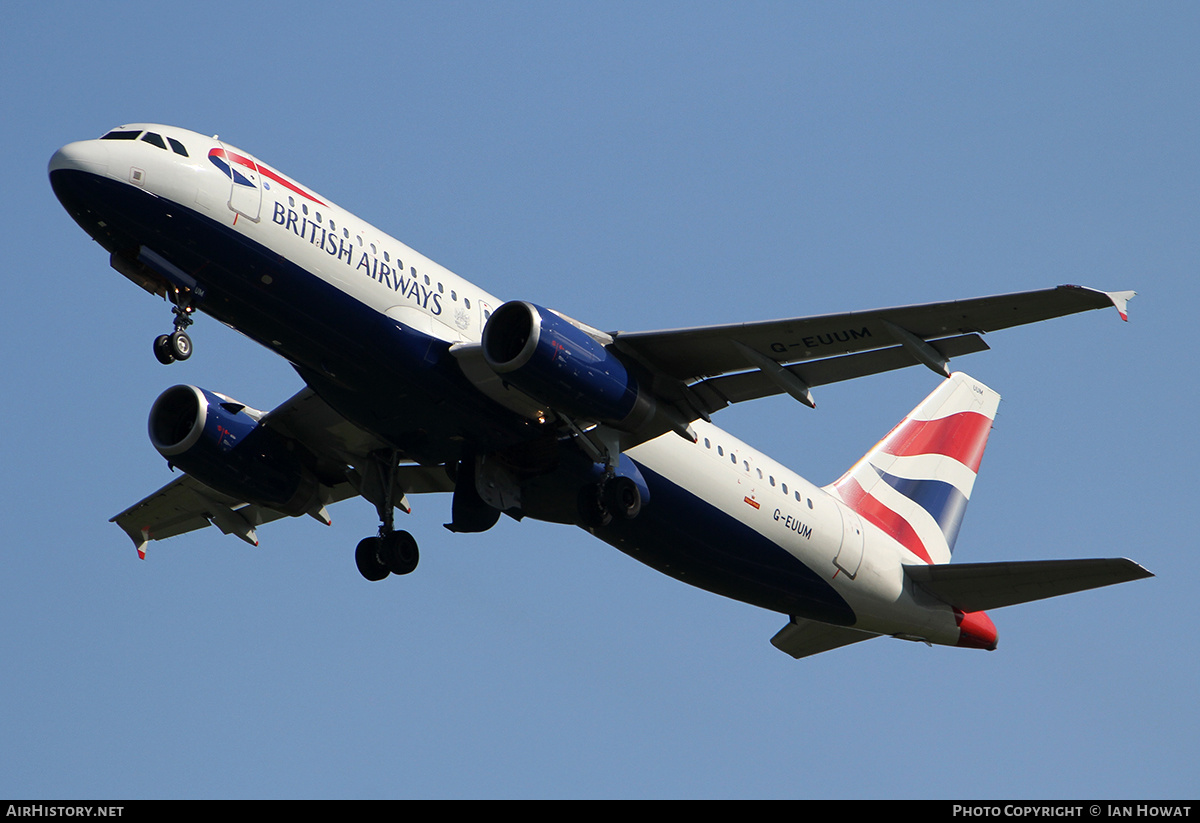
[956,609,998,651]
[49,140,109,177]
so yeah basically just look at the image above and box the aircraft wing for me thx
[110,388,455,557]
[612,285,1133,414]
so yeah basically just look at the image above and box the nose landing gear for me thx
[152,288,196,365]
[153,330,192,364]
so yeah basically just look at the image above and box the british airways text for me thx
[272,202,443,314]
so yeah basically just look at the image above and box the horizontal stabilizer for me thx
[905,558,1153,612]
[770,616,878,659]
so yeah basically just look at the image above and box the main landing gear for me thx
[578,475,642,528]
[355,530,419,581]
[355,450,420,581]
[153,287,196,365]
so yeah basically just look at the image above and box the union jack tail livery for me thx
[830,373,1000,565]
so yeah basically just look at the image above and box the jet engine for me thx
[481,301,655,431]
[148,385,320,516]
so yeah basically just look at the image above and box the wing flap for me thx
[692,333,989,412]
[904,558,1153,612]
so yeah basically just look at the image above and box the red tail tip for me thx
[956,609,998,651]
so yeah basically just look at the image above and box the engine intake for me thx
[148,385,320,516]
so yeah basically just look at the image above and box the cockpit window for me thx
[99,129,187,156]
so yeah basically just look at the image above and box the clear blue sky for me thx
[3,2,1195,799]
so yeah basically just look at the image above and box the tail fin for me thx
[828,372,1000,565]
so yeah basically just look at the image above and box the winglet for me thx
[136,527,150,560]
[1061,285,1135,322]
[1106,289,1135,321]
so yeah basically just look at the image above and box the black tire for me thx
[355,537,390,581]
[578,484,612,528]
[604,476,642,520]
[169,330,192,361]
[380,530,419,575]
[153,334,175,365]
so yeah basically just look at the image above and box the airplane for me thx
[49,123,1151,659]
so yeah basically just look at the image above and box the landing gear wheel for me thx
[380,530,419,575]
[578,484,613,528]
[153,334,176,365]
[604,476,643,520]
[169,330,192,361]
[355,537,390,581]
[151,286,197,365]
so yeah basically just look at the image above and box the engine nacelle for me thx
[148,385,320,516]
[481,301,654,430]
